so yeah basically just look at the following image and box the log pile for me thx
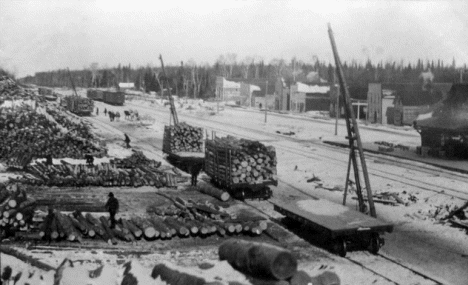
[163,122,203,153]
[0,76,39,103]
[15,159,183,188]
[205,136,278,188]
[111,150,162,169]
[146,194,269,238]
[0,184,38,239]
[0,105,105,168]
[33,203,267,244]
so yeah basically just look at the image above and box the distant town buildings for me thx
[367,83,452,126]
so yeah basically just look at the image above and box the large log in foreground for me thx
[219,239,297,281]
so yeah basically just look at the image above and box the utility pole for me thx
[264,80,268,123]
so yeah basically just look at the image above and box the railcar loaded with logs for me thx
[205,136,278,200]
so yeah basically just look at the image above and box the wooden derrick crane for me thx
[159,55,179,125]
[328,24,377,218]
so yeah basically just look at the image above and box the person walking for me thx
[104,108,107,116]
[96,107,99,116]
[105,192,119,229]
[124,134,131,149]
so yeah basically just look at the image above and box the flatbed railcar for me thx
[272,198,393,257]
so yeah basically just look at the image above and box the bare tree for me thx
[241,56,253,79]
[187,59,199,98]
[225,53,237,78]
[270,58,286,78]
[90,62,99,88]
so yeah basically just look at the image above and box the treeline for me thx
[19,55,465,99]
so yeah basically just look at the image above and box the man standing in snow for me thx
[124,134,131,149]
[105,192,119,229]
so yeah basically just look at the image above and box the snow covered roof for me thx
[251,85,261,92]
[119,82,134,88]
[222,78,240,89]
[296,82,330,93]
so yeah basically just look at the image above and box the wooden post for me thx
[334,75,339,136]
[264,80,268,123]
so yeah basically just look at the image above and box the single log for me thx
[98,216,118,245]
[151,263,205,285]
[68,215,87,234]
[131,216,158,239]
[72,211,95,237]
[55,211,81,242]
[218,239,298,280]
[164,217,189,236]
[122,219,143,238]
[150,216,173,238]
[85,213,105,236]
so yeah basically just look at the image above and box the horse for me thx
[124,110,131,120]
[108,111,115,122]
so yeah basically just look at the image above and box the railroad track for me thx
[128,102,468,202]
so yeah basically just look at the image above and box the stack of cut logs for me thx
[111,150,162,169]
[35,199,268,244]
[145,194,268,238]
[0,105,105,168]
[0,76,39,103]
[0,184,37,238]
[17,159,183,188]
[163,122,203,153]
[205,136,277,186]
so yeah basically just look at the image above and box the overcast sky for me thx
[1,0,468,77]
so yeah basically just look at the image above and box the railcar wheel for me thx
[333,238,347,257]
[369,233,381,254]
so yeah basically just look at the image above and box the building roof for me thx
[231,78,275,96]
[222,78,240,89]
[415,84,468,131]
[119,82,134,88]
[382,83,445,106]
[296,82,330,93]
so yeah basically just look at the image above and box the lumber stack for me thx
[0,184,38,238]
[0,105,105,168]
[205,136,278,188]
[163,122,203,153]
[17,159,184,188]
[146,195,269,238]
